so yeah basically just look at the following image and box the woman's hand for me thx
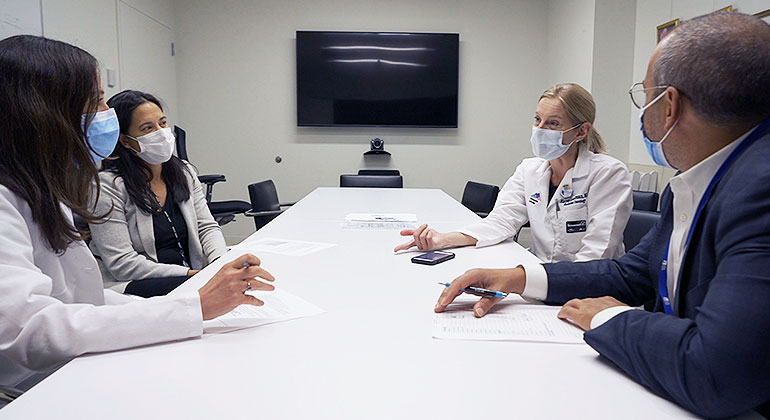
[434,267,527,317]
[394,224,476,252]
[198,254,275,320]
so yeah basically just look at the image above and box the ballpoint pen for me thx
[437,282,508,298]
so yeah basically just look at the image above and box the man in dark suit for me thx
[435,12,770,419]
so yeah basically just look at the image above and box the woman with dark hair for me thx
[88,90,227,297]
[0,35,274,396]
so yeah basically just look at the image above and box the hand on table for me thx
[434,266,527,317]
[394,224,448,252]
[394,224,476,252]
[198,253,275,320]
[557,297,627,331]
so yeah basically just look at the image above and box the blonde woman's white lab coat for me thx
[0,186,203,392]
[460,144,632,262]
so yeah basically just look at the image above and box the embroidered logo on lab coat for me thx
[528,192,541,205]
[561,193,587,207]
[560,184,573,199]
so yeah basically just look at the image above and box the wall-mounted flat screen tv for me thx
[296,31,459,127]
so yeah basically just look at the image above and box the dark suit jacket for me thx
[542,130,770,419]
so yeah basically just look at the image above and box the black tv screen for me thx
[296,31,459,127]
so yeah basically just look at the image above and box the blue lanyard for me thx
[658,118,770,315]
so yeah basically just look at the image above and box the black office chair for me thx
[623,210,661,251]
[245,180,295,230]
[174,125,250,225]
[632,190,660,212]
[339,174,403,188]
[357,169,401,176]
[0,385,22,406]
[461,181,500,218]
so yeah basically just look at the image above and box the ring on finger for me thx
[246,281,252,291]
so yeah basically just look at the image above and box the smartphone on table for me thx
[411,250,455,265]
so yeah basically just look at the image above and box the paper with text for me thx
[343,213,418,230]
[433,302,585,344]
[231,237,335,256]
[204,288,324,334]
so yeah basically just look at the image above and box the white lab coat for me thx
[460,144,632,262]
[0,185,203,392]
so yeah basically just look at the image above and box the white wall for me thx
[0,0,42,39]
[174,0,557,243]
[42,0,122,99]
[545,0,596,90]
[589,0,636,160]
[40,0,176,117]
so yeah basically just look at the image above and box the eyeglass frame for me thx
[628,82,670,109]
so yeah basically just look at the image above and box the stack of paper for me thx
[433,302,585,344]
[343,213,418,230]
[230,237,336,256]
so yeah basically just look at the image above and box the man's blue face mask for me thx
[639,89,678,168]
[82,108,120,164]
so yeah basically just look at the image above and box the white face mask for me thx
[128,127,175,164]
[530,123,581,160]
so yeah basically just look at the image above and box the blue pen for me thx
[438,282,508,298]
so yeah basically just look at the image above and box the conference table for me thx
[2,188,707,419]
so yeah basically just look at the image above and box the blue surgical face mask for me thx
[82,108,120,164]
[639,90,677,168]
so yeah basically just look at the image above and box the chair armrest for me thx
[198,174,226,185]
[0,385,23,399]
[245,209,284,218]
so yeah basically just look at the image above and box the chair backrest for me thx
[461,181,500,217]
[630,170,658,192]
[357,169,401,176]
[174,125,189,161]
[339,174,403,188]
[632,190,659,212]
[248,180,281,212]
[248,180,282,230]
[623,210,661,251]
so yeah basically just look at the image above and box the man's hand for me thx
[557,296,627,331]
[434,267,526,317]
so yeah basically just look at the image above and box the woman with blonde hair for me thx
[396,83,632,263]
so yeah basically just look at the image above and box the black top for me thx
[548,183,558,203]
[152,199,190,267]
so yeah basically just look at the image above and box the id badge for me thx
[566,220,587,233]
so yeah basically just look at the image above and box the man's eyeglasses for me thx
[628,82,669,109]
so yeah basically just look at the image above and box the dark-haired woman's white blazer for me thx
[0,185,203,393]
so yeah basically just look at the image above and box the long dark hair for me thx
[0,35,105,253]
[103,90,191,214]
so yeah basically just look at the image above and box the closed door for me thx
[118,1,176,121]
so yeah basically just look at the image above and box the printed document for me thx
[231,237,336,256]
[343,213,418,230]
[204,288,324,333]
[433,301,585,344]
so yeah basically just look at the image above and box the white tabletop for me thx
[1,188,701,419]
